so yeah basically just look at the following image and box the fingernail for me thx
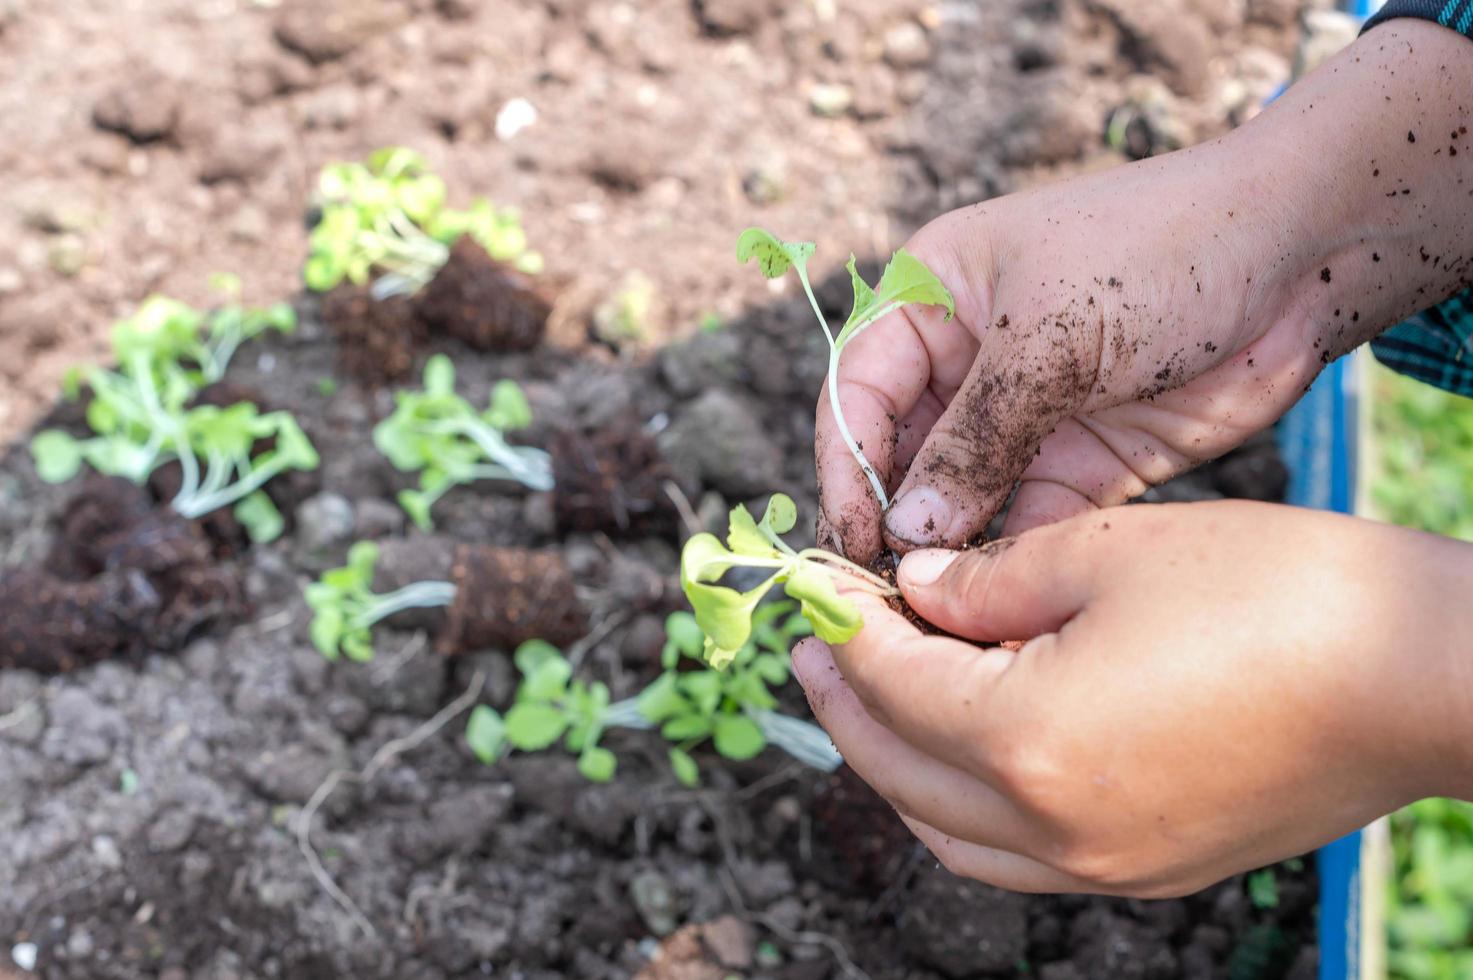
[899,549,959,588]
[884,487,952,546]
[790,637,831,688]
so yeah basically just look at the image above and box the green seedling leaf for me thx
[663,611,705,666]
[713,714,766,760]
[465,705,506,765]
[31,430,84,484]
[514,639,563,677]
[519,656,573,702]
[669,748,700,788]
[485,380,533,431]
[578,746,618,782]
[662,714,715,741]
[636,672,688,723]
[423,354,456,396]
[309,605,346,659]
[235,491,285,544]
[504,702,571,751]
[398,489,436,532]
[836,247,956,348]
[736,227,816,280]
[784,564,863,646]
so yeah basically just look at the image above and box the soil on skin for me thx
[417,238,551,354]
[0,0,1323,977]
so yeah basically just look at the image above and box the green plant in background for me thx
[304,541,456,662]
[373,354,552,530]
[30,292,314,542]
[1371,363,1473,977]
[304,146,542,299]
[464,607,842,786]
[736,227,955,509]
[465,640,649,782]
[638,606,838,786]
[680,492,896,668]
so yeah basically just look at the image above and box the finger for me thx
[891,389,947,491]
[825,592,1021,776]
[897,517,1102,642]
[901,815,1092,894]
[792,638,1041,855]
[818,219,989,564]
[882,343,1094,553]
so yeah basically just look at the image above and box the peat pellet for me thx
[45,475,156,580]
[440,545,584,654]
[0,569,160,672]
[416,238,549,352]
[321,285,425,386]
[549,425,687,537]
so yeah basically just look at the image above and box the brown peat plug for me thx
[440,544,585,654]
[549,424,688,537]
[416,238,549,352]
[4,482,239,671]
[321,285,426,386]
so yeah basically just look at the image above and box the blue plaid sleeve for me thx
[1361,4,1473,394]
[1371,292,1473,396]
[1364,0,1473,36]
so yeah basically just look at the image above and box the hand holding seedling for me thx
[818,20,1473,562]
[793,501,1473,896]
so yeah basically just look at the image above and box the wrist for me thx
[1236,20,1473,357]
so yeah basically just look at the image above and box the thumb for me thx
[896,522,1098,641]
[882,351,1089,552]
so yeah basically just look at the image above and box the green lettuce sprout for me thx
[374,354,552,530]
[33,399,320,543]
[680,493,896,668]
[464,610,841,786]
[304,541,457,662]
[736,227,955,509]
[304,146,542,300]
[638,607,840,786]
[464,640,650,782]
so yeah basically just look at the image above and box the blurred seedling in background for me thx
[680,493,896,668]
[304,146,542,299]
[33,402,318,543]
[30,289,312,542]
[373,353,552,531]
[305,541,456,662]
[736,227,954,509]
[636,606,839,786]
[464,607,840,785]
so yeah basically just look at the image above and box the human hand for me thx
[793,501,1473,896]
[819,20,1473,562]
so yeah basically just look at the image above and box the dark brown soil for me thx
[442,544,587,654]
[550,424,688,537]
[417,238,550,354]
[320,285,426,386]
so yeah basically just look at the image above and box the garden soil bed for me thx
[0,272,1312,978]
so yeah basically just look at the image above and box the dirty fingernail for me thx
[790,637,832,688]
[884,487,951,546]
[898,549,959,588]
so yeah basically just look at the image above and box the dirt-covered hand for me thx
[793,501,1473,897]
[818,20,1473,562]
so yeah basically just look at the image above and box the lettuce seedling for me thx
[736,228,955,509]
[680,493,896,668]
[304,146,542,299]
[464,640,649,782]
[110,290,295,392]
[374,354,552,530]
[305,541,457,662]
[34,400,319,543]
[637,608,840,786]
